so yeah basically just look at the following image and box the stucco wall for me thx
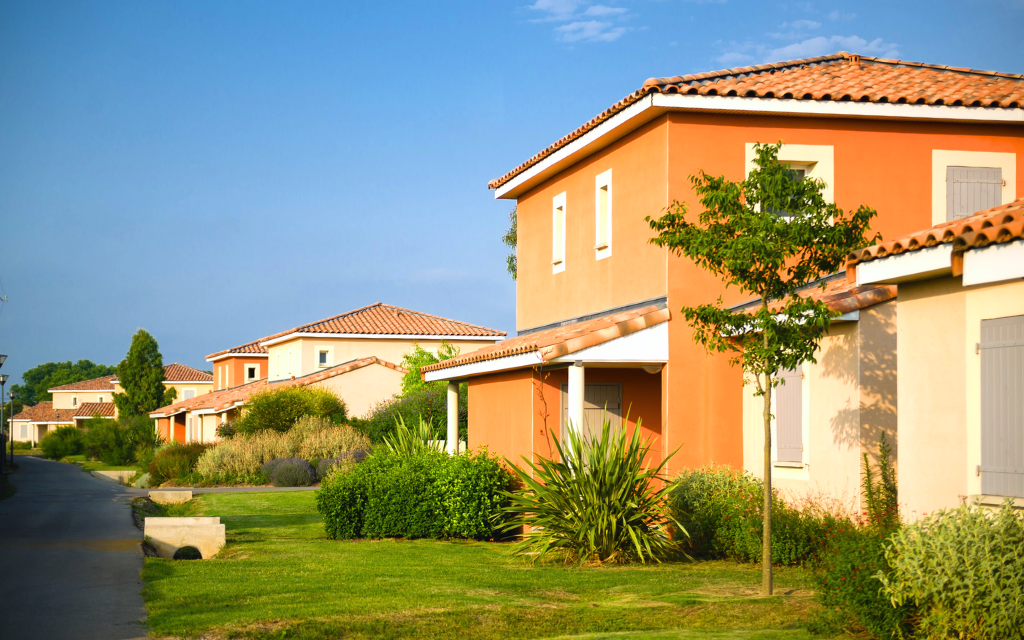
[266,336,499,382]
[51,390,112,410]
[214,356,268,391]
[303,362,405,419]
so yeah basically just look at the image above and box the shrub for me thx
[357,385,463,444]
[8,440,32,452]
[148,443,209,486]
[669,465,847,565]
[40,426,85,460]
[317,449,514,541]
[82,415,161,466]
[383,414,445,457]
[233,386,347,435]
[862,434,899,531]
[215,421,236,439]
[316,450,368,480]
[879,501,1024,640]
[502,417,680,565]
[261,457,316,487]
[193,421,370,480]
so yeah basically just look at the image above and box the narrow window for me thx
[73,397,77,407]
[947,166,1002,221]
[319,350,329,367]
[288,349,293,375]
[775,366,803,464]
[98,396,103,403]
[20,424,27,438]
[766,167,806,220]
[595,169,612,259]
[247,366,257,381]
[552,192,566,274]
[218,367,223,389]
[276,353,281,377]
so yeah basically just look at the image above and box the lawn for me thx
[142,492,833,640]
[63,453,139,473]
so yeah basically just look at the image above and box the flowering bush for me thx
[261,457,316,487]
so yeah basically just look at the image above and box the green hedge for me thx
[40,426,85,460]
[316,450,514,540]
[148,443,209,486]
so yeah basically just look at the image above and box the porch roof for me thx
[422,305,670,382]
[10,401,75,425]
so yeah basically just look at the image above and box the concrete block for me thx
[149,490,193,504]
[144,517,226,559]
[92,470,137,485]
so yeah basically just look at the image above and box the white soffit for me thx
[857,244,953,285]
[963,239,1024,287]
[549,322,669,364]
[423,351,544,382]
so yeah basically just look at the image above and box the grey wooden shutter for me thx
[561,382,623,442]
[980,314,1024,498]
[776,367,803,463]
[947,166,1002,221]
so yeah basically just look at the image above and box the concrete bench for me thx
[149,490,193,504]
[144,517,226,559]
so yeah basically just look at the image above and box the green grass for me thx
[12,448,43,456]
[142,491,834,640]
[62,454,139,473]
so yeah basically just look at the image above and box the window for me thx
[319,350,329,367]
[775,366,803,464]
[552,192,566,274]
[745,143,834,205]
[183,389,195,400]
[288,349,293,375]
[595,170,612,259]
[765,167,807,220]
[946,166,1003,221]
[246,365,258,381]
[98,396,103,403]
[20,424,27,438]
[72,397,77,407]
[218,367,223,389]
[276,353,281,377]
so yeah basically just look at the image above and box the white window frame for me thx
[98,396,103,403]
[769,365,811,480]
[246,363,260,382]
[317,346,333,368]
[745,143,835,208]
[931,150,1016,225]
[72,396,77,407]
[552,191,566,274]
[594,169,612,260]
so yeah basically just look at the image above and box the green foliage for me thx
[502,205,517,280]
[317,449,515,541]
[83,415,161,466]
[7,440,32,451]
[233,386,347,435]
[162,386,177,406]
[148,443,210,485]
[399,342,460,395]
[40,426,85,460]
[113,329,168,418]
[383,414,445,456]
[10,360,116,405]
[261,458,316,487]
[669,466,846,565]
[502,417,680,565]
[862,434,899,531]
[356,384,465,444]
[810,528,913,639]
[879,501,1024,640]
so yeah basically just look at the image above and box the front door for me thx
[560,382,623,443]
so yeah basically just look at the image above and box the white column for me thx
[446,382,459,455]
[568,361,585,437]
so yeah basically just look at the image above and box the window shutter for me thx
[980,314,1024,498]
[776,367,803,463]
[947,166,1002,221]
[561,382,623,442]
[183,389,195,400]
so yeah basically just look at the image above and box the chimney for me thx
[849,54,861,69]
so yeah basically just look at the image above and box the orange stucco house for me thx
[424,52,1024,475]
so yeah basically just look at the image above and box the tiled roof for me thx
[205,338,269,361]
[260,303,506,344]
[848,198,1024,267]
[74,402,116,419]
[161,363,213,383]
[422,306,670,373]
[732,273,896,315]
[11,402,75,424]
[149,357,407,417]
[48,375,117,392]
[489,52,1024,190]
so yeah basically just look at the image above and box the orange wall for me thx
[214,356,268,390]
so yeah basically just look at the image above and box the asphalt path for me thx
[0,456,148,640]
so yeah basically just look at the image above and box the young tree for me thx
[399,342,460,395]
[113,329,167,418]
[502,205,517,281]
[647,143,879,595]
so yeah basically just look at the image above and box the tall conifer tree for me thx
[113,329,166,417]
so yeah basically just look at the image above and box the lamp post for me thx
[0,354,6,483]
[7,391,13,467]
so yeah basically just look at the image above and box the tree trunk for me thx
[762,366,773,596]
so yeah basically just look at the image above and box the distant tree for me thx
[10,360,117,405]
[502,205,517,280]
[646,142,879,595]
[113,330,167,418]
[162,387,178,406]
[400,342,460,395]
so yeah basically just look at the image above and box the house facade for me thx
[848,197,1024,517]
[206,339,268,391]
[10,363,213,444]
[425,53,1024,476]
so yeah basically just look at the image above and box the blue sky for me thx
[1,0,1021,387]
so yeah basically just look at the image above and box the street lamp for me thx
[0,355,6,482]
[7,391,13,467]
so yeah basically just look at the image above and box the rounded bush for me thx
[316,450,368,480]
[148,443,209,486]
[262,457,316,487]
[40,426,85,460]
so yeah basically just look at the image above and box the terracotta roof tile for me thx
[489,52,1024,190]
[260,303,505,344]
[161,363,213,383]
[74,402,116,419]
[205,338,269,360]
[422,306,670,374]
[48,375,117,392]
[733,273,896,315]
[848,197,1024,267]
[11,402,76,424]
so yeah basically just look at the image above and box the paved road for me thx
[0,456,148,640]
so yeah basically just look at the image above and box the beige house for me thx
[739,277,898,510]
[849,197,1024,518]
[11,363,213,444]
